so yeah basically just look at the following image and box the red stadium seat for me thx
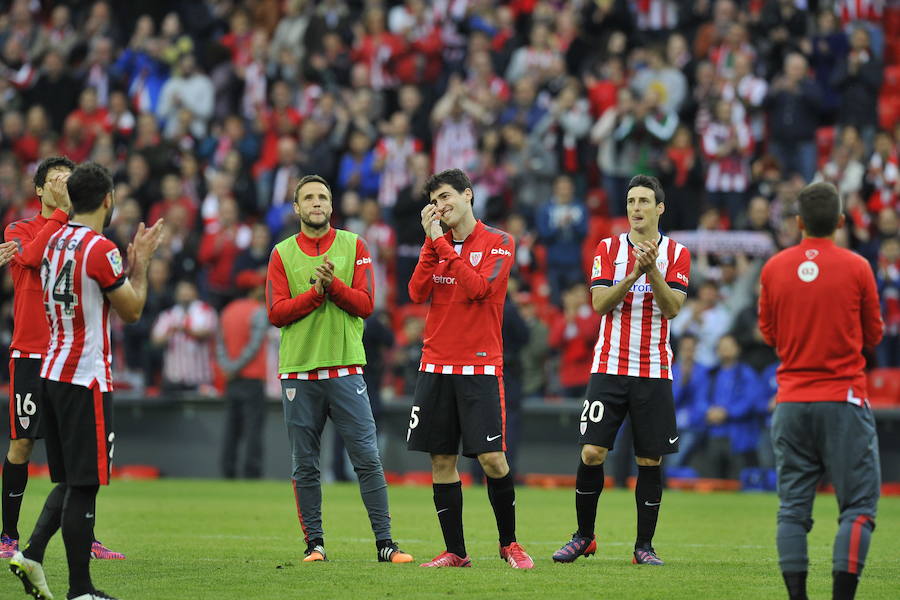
[878,94,900,131]
[882,65,900,96]
[868,368,900,407]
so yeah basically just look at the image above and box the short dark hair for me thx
[66,162,113,214]
[423,169,474,205]
[797,182,841,237]
[626,174,665,204]
[34,156,75,189]
[293,174,332,202]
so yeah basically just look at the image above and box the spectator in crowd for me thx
[152,279,217,393]
[876,235,900,366]
[631,46,687,115]
[536,174,588,305]
[198,195,251,309]
[122,258,173,389]
[549,283,600,398]
[218,272,269,479]
[374,111,421,216]
[393,152,428,305]
[517,292,550,399]
[832,26,883,150]
[396,313,425,395]
[766,52,822,182]
[337,128,380,199]
[669,334,709,470]
[698,334,764,479]
[148,173,198,232]
[27,50,79,132]
[158,54,215,139]
[502,122,556,218]
[658,125,705,231]
[702,98,754,224]
[672,280,733,367]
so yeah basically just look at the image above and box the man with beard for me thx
[265,175,412,564]
[10,162,163,600]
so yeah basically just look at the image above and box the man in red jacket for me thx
[759,182,884,600]
[406,168,533,570]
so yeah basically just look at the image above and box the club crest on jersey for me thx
[469,251,483,266]
[286,388,296,402]
[805,249,819,260]
[106,249,123,277]
[19,417,30,430]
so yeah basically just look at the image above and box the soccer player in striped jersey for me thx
[1,157,123,563]
[407,169,533,569]
[553,174,691,566]
[9,162,163,600]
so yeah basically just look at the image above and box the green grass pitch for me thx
[2,479,898,599]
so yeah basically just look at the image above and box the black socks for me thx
[833,570,860,600]
[433,481,465,557]
[486,472,516,546]
[782,571,808,600]
[62,484,98,596]
[2,458,28,539]
[22,483,66,563]
[635,464,662,549]
[575,460,604,539]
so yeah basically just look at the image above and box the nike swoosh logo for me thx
[356,386,367,395]
[644,501,660,507]
[669,437,679,444]
[575,489,597,495]
[436,508,449,515]
[85,513,94,519]
[614,261,626,265]
[8,492,24,498]
[486,434,502,442]
[438,259,446,263]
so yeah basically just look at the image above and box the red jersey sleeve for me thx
[665,245,691,294]
[408,237,439,303]
[589,240,614,288]
[265,247,325,327]
[5,209,68,268]
[86,237,127,292]
[859,260,885,349]
[433,231,514,301]
[758,264,775,347]
[327,237,374,318]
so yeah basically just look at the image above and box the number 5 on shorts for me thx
[581,400,604,423]
[407,406,420,442]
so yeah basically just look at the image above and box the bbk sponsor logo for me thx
[491,247,511,256]
[433,274,457,285]
[356,257,372,266]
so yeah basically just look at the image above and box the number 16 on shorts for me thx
[580,400,604,436]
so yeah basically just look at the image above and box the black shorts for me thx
[579,373,679,457]
[407,372,505,458]
[43,379,114,486]
[8,357,44,440]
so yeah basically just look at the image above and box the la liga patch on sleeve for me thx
[106,248,123,277]
[591,256,602,279]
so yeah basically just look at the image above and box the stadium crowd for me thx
[0,0,898,479]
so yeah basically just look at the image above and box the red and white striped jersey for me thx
[631,0,678,31]
[433,115,478,175]
[41,224,126,392]
[589,233,691,380]
[152,300,217,387]
[837,0,882,25]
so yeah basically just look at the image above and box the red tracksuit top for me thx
[759,237,884,403]
[408,220,514,375]
[3,208,69,356]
